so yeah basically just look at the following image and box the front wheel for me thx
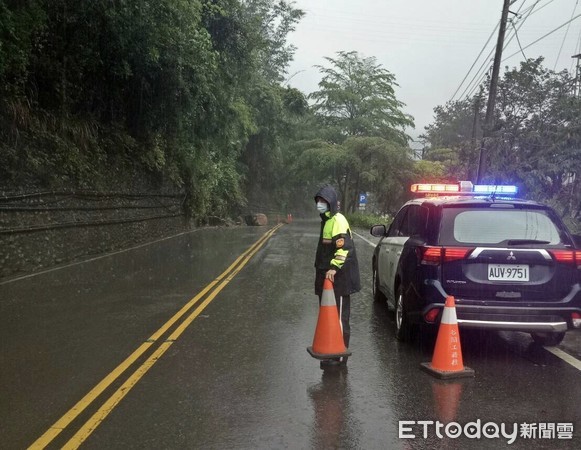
[395,286,413,342]
[531,331,565,346]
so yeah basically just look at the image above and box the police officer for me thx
[314,185,360,366]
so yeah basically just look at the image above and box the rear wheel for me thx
[372,264,386,304]
[530,331,565,346]
[395,286,412,341]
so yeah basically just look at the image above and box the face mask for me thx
[316,202,329,214]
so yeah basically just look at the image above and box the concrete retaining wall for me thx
[0,192,192,279]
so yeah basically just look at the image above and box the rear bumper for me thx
[415,303,578,332]
[410,280,581,332]
[456,318,567,332]
[453,303,576,332]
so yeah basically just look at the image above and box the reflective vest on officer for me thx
[315,211,361,296]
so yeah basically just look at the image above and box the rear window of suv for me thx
[441,208,563,245]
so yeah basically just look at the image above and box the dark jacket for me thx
[314,186,361,296]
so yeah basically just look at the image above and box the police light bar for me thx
[410,183,460,193]
[473,184,518,195]
[410,182,518,197]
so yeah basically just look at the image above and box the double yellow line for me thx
[30,224,283,449]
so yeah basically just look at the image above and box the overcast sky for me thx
[286,0,581,143]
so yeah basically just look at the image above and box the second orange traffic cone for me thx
[307,279,352,360]
[420,296,474,379]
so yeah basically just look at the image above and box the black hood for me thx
[315,185,338,216]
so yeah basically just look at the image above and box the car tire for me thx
[530,331,566,346]
[372,265,386,304]
[395,286,412,342]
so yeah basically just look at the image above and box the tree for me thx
[291,136,415,214]
[423,58,581,228]
[421,98,481,181]
[310,51,414,145]
[0,0,309,223]
[488,58,581,216]
[411,160,446,183]
[242,0,304,82]
[236,0,306,211]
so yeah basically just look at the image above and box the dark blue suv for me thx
[370,183,581,346]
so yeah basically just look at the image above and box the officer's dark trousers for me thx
[318,293,351,348]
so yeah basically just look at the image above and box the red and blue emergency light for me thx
[410,181,518,197]
[410,183,459,193]
[472,184,518,195]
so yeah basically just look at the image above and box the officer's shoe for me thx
[320,357,348,369]
[320,359,341,369]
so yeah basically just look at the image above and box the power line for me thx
[503,11,581,62]
[554,0,579,70]
[295,23,507,45]
[463,0,544,99]
[303,8,503,30]
[460,61,492,101]
[455,0,536,101]
[450,24,499,101]
[454,0,565,101]
[500,0,542,56]
[570,25,581,72]
[511,20,528,59]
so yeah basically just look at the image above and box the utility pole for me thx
[570,54,581,216]
[469,90,482,182]
[476,0,512,183]
[572,54,581,97]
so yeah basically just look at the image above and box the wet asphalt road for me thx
[1,220,581,449]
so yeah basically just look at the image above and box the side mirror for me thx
[370,224,387,237]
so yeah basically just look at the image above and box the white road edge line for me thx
[0,229,201,286]
[544,346,581,372]
[353,231,376,248]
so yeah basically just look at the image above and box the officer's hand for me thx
[326,269,337,282]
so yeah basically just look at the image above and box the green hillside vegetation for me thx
[1,2,579,228]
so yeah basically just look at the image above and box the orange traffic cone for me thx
[420,296,474,379]
[307,279,352,360]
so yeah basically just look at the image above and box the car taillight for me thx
[419,246,473,265]
[419,246,442,265]
[424,308,440,323]
[444,247,473,262]
[550,250,576,265]
[572,312,581,328]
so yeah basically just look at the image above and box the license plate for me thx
[488,264,529,281]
